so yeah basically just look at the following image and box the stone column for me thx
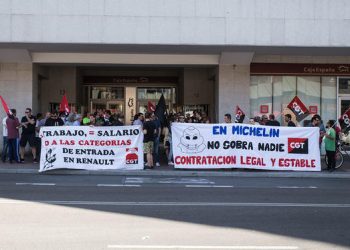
[216,64,250,123]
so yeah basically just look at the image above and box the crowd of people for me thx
[1,107,341,171]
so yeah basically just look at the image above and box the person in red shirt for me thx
[6,109,20,163]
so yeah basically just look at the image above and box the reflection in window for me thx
[91,87,124,100]
[250,76,336,125]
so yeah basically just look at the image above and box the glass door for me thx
[338,97,350,118]
[338,77,350,118]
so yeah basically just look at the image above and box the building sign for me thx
[251,63,350,76]
[39,126,144,172]
[260,105,269,114]
[172,123,321,171]
[84,76,178,84]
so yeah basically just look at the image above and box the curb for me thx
[0,168,350,178]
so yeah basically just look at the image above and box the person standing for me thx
[143,112,156,169]
[152,113,161,167]
[44,111,64,126]
[309,114,326,147]
[284,114,296,127]
[6,109,20,164]
[324,120,336,171]
[224,114,232,123]
[35,113,45,160]
[133,113,144,126]
[265,114,280,126]
[19,108,37,163]
[2,115,9,162]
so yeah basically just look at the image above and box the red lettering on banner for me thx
[78,140,131,146]
[59,140,75,145]
[271,158,276,166]
[174,156,236,165]
[278,158,316,168]
[240,156,266,166]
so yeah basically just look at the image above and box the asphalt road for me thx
[0,174,349,250]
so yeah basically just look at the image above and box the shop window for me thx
[91,87,124,100]
[338,78,350,95]
[250,76,337,125]
[137,87,176,114]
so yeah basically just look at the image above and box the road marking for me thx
[126,177,215,185]
[16,183,56,186]
[107,245,299,249]
[97,184,140,187]
[0,200,349,208]
[185,185,233,188]
[277,186,317,189]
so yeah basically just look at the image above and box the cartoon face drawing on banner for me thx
[178,126,206,154]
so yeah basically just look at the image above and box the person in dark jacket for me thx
[44,111,64,126]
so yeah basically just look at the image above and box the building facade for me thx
[1,0,350,148]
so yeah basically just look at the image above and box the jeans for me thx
[168,136,173,162]
[8,138,19,162]
[1,136,8,162]
[153,136,160,163]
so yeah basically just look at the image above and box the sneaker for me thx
[168,161,174,166]
[20,159,25,163]
[155,162,160,167]
[33,158,38,164]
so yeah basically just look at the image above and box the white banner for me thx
[39,126,144,172]
[172,123,321,171]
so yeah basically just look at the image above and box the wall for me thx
[217,65,250,123]
[183,68,215,120]
[1,0,350,47]
[40,66,77,113]
[0,62,33,149]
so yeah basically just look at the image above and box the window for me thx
[250,76,336,125]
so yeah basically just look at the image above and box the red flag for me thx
[147,101,156,113]
[340,107,350,130]
[235,106,245,123]
[59,94,70,114]
[287,96,309,122]
[0,95,12,115]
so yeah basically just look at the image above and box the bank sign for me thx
[39,126,144,172]
[172,123,321,171]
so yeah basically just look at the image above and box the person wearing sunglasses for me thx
[44,111,64,127]
[19,108,37,163]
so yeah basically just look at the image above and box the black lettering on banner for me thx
[63,148,74,154]
[63,157,74,163]
[207,141,220,149]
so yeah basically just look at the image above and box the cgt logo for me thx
[288,138,309,154]
[126,147,138,164]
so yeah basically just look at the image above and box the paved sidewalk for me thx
[1,157,350,178]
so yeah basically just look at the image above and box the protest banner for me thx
[172,123,321,171]
[39,126,144,172]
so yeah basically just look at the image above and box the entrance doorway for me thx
[88,86,124,114]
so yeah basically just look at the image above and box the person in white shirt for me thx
[2,116,9,162]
